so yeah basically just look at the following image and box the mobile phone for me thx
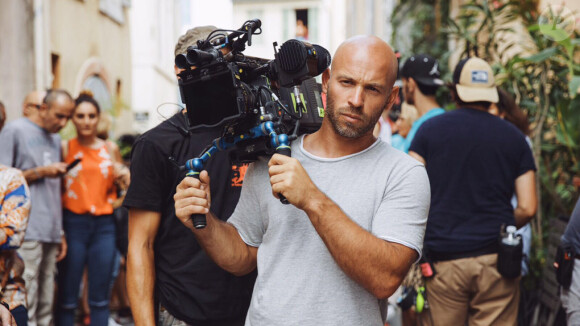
[66,158,81,172]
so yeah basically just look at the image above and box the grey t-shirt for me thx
[228,136,430,326]
[0,118,63,243]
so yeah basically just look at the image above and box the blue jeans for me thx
[12,305,28,326]
[57,210,117,326]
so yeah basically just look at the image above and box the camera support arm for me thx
[183,121,291,229]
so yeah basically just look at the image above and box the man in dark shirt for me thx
[123,26,256,326]
[398,54,445,153]
[409,57,537,325]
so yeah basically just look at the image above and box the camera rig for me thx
[175,19,331,228]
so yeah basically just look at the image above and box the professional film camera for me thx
[176,19,331,228]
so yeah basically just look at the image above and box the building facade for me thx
[0,0,132,137]
[232,0,395,59]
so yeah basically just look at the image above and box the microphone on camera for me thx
[313,44,332,74]
[229,19,262,53]
[246,19,261,31]
[245,19,261,46]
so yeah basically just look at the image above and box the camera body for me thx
[175,20,330,161]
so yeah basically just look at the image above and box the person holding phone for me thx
[56,91,129,326]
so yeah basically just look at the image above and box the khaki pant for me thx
[159,306,191,326]
[18,241,60,326]
[419,254,519,326]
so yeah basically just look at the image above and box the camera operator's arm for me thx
[174,172,257,276]
[268,154,428,299]
[127,208,161,326]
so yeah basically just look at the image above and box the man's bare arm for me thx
[269,154,419,299]
[174,173,257,276]
[127,208,161,326]
[303,191,417,299]
[514,170,537,228]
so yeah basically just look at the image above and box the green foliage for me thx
[391,0,452,106]
[391,0,451,74]
[446,0,520,62]
[117,138,134,161]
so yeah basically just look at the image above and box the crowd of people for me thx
[0,22,578,326]
[0,88,133,326]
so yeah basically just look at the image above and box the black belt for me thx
[428,243,498,262]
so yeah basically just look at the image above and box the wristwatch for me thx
[0,300,9,310]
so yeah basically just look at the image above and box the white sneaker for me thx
[109,317,122,326]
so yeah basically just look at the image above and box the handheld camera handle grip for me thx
[276,146,291,205]
[187,172,207,229]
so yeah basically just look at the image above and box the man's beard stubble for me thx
[325,85,386,139]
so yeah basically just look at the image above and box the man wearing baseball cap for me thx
[398,54,445,153]
[124,25,256,326]
[409,57,537,325]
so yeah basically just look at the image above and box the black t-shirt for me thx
[409,108,536,253]
[123,112,256,325]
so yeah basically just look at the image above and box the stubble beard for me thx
[325,87,386,139]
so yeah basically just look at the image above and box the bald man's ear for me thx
[387,86,400,108]
[321,68,331,94]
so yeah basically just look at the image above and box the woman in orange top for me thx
[56,91,128,326]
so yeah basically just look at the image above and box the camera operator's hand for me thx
[268,154,320,210]
[174,171,212,231]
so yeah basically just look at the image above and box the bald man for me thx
[22,90,46,118]
[174,36,430,325]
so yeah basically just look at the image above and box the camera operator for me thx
[174,35,430,325]
[123,26,256,326]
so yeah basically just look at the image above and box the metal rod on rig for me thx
[264,122,291,205]
[185,157,208,229]
[181,121,293,224]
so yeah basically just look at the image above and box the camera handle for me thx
[274,134,291,205]
[185,157,212,229]
[183,122,292,229]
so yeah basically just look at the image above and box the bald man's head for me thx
[332,36,398,88]
[22,90,46,118]
[321,35,400,139]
